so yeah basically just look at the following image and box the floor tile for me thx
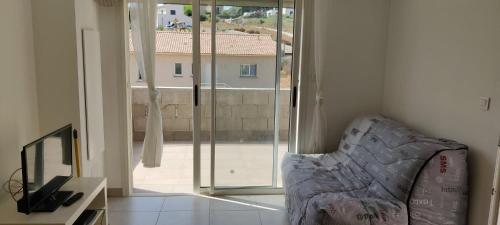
[217,195,285,211]
[259,210,290,225]
[156,211,210,225]
[210,197,259,211]
[162,195,210,211]
[249,195,286,210]
[211,210,261,225]
[108,211,159,225]
[108,197,165,212]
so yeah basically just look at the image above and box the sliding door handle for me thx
[292,86,297,108]
[194,85,199,106]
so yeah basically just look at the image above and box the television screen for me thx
[18,125,73,214]
[24,128,72,194]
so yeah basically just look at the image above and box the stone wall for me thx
[132,87,290,142]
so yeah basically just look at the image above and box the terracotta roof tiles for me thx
[130,31,277,56]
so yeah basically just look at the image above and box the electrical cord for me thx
[1,168,23,202]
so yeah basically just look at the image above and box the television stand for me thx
[0,178,107,225]
[31,191,73,212]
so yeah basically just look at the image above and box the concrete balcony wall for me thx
[132,87,290,142]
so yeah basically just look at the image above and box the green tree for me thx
[184,5,193,17]
[242,7,272,13]
[219,7,242,19]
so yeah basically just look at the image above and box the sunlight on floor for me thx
[132,142,288,193]
[108,195,290,225]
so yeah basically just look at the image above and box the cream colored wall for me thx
[31,0,103,178]
[74,0,104,178]
[0,0,39,199]
[31,0,79,135]
[99,2,127,188]
[0,0,106,191]
[383,1,500,224]
[313,0,390,149]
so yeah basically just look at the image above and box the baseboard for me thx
[107,188,124,197]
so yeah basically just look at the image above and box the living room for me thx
[0,0,499,225]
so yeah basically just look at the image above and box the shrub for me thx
[184,5,193,17]
[247,30,260,34]
[200,14,208,21]
[219,7,242,19]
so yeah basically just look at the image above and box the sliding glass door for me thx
[213,1,277,189]
[193,0,298,193]
[128,0,297,194]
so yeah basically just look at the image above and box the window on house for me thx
[175,63,182,76]
[170,10,176,15]
[240,64,257,77]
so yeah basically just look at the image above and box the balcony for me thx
[132,87,290,193]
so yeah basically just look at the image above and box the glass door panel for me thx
[131,0,195,194]
[213,0,279,188]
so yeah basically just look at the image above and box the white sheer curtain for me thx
[130,0,163,167]
[298,0,327,154]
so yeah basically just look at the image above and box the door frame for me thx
[122,0,303,196]
[120,0,133,197]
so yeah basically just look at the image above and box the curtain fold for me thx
[298,0,327,154]
[130,0,163,167]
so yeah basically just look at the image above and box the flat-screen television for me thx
[17,124,74,214]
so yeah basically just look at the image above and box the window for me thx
[175,63,182,76]
[240,64,257,77]
[170,10,176,15]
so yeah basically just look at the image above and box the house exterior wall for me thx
[130,54,276,89]
[214,55,276,88]
[157,4,192,27]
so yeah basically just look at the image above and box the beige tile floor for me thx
[108,195,290,225]
[133,142,288,193]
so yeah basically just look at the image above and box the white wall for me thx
[32,0,104,178]
[383,1,500,224]
[312,0,390,149]
[99,3,127,188]
[0,0,39,200]
[31,0,79,135]
[157,4,193,27]
[0,0,105,195]
[74,0,104,178]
